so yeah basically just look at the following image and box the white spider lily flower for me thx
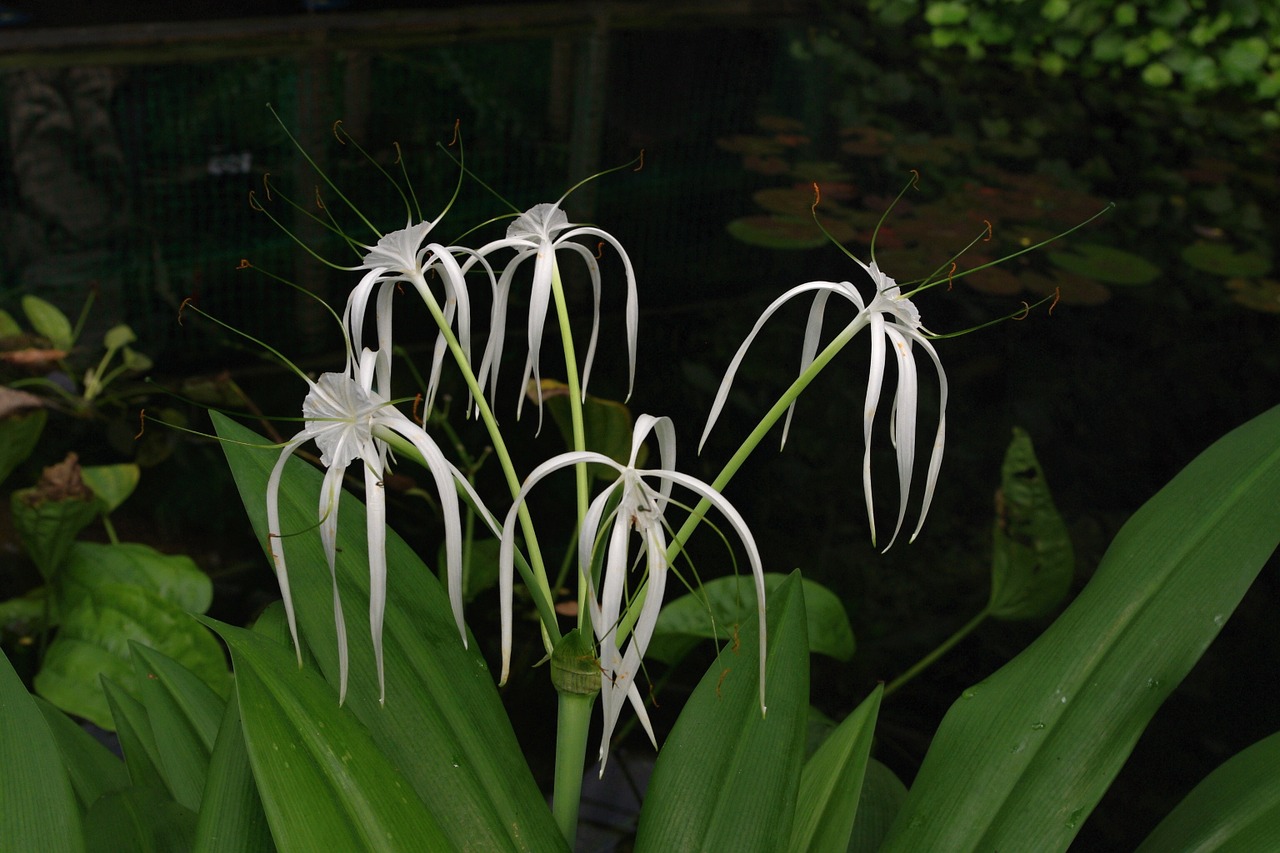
[467,201,638,425]
[345,216,497,417]
[701,257,947,550]
[498,414,766,775]
[266,347,494,704]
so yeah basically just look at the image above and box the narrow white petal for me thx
[265,433,312,667]
[862,315,889,547]
[318,462,350,704]
[364,460,389,704]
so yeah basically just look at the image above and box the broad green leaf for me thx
[0,307,21,337]
[881,405,1280,852]
[102,324,136,350]
[10,487,101,583]
[36,584,228,729]
[0,407,45,487]
[130,644,226,812]
[194,686,276,853]
[635,571,810,851]
[215,413,566,852]
[0,650,86,853]
[988,427,1074,620]
[22,294,74,351]
[648,572,854,664]
[790,686,883,852]
[61,541,213,615]
[80,464,141,514]
[83,787,197,853]
[847,759,908,852]
[34,695,130,810]
[213,619,451,852]
[1135,730,1280,853]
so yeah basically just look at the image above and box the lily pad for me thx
[1182,242,1272,277]
[728,216,843,250]
[1047,243,1160,285]
[1224,277,1280,313]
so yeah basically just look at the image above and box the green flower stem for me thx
[883,606,991,698]
[547,258,591,632]
[618,311,872,641]
[399,274,560,645]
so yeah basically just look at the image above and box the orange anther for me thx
[333,119,345,143]
[1049,286,1061,316]
[134,409,146,440]
[983,219,993,242]
[449,119,460,147]
[412,392,424,424]
[237,259,251,270]
[177,297,194,325]
[262,173,273,201]
[634,149,645,171]
[595,241,605,260]
[1013,300,1031,321]
[393,141,403,165]
[946,262,957,291]
[909,169,920,189]
[811,181,821,212]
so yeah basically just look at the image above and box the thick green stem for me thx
[884,606,991,697]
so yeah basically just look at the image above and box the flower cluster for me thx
[264,180,951,768]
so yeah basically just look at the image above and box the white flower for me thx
[701,257,947,550]
[344,217,497,417]
[498,415,766,774]
[466,201,638,425]
[266,347,494,704]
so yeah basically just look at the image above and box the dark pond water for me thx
[1,6,1277,851]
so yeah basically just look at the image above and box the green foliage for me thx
[648,572,855,664]
[867,0,1280,122]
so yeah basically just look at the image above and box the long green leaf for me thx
[0,650,85,853]
[847,760,907,852]
[83,787,197,853]
[130,644,226,812]
[881,404,1280,852]
[1135,730,1280,853]
[214,413,565,852]
[214,619,450,852]
[790,685,882,851]
[635,571,809,851]
[101,677,166,793]
[34,696,130,811]
[193,685,275,853]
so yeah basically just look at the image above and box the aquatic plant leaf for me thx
[214,413,566,852]
[1225,277,1280,313]
[1181,241,1272,277]
[36,584,228,730]
[0,406,45,487]
[635,572,809,851]
[988,428,1074,620]
[789,686,883,852]
[1048,243,1161,284]
[880,405,1280,852]
[80,463,141,515]
[1134,730,1280,852]
[727,215,829,249]
[22,294,75,351]
[0,650,86,853]
[648,572,854,664]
